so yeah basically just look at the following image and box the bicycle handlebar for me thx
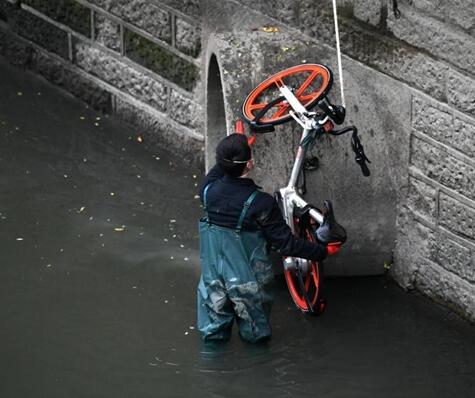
[329,126,371,177]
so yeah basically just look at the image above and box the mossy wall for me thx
[125,30,199,91]
[22,0,91,37]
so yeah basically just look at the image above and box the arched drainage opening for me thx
[206,54,227,169]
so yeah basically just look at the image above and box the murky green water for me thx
[0,61,474,398]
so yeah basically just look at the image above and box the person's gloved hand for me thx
[327,242,342,256]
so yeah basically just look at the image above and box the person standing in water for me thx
[197,133,334,343]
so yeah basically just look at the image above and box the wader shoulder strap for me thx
[236,190,258,232]
[203,184,212,221]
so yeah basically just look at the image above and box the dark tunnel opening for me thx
[206,54,227,169]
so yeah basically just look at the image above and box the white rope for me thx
[331,0,345,107]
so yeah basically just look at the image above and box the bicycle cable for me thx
[331,0,345,108]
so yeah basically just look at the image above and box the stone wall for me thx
[199,0,475,320]
[0,0,204,164]
[0,0,473,320]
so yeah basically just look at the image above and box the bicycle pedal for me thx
[304,157,319,171]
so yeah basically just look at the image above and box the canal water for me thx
[0,60,474,398]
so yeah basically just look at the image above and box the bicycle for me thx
[239,64,371,315]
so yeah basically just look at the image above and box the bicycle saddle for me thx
[316,200,347,244]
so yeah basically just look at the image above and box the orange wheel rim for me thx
[242,64,332,125]
[284,262,320,312]
[283,222,323,313]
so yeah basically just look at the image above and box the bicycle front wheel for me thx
[242,64,333,126]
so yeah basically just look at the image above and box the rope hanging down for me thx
[331,0,345,107]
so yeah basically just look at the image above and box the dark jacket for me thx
[199,164,327,261]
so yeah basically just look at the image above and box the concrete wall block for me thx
[168,89,201,130]
[0,27,35,67]
[231,0,269,18]
[410,136,475,201]
[394,214,434,287]
[22,0,91,37]
[175,17,201,58]
[156,0,201,18]
[30,50,112,112]
[74,41,168,111]
[409,0,444,13]
[407,0,475,31]
[446,0,475,32]
[407,176,437,221]
[296,1,337,44]
[453,116,475,158]
[387,5,474,73]
[346,29,447,100]
[415,260,475,320]
[353,0,382,26]
[114,95,203,167]
[9,8,69,59]
[447,69,475,117]
[439,193,475,241]
[412,96,474,157]
[0,0,16,22]
[94,13,120,52]
[274,0,299,25]
[124,30,199,92]
[88,0,171,42]
[430,232,475,282]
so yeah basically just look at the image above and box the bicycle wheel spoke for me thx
[272,103,290,119]
[248,103,268,111]
[296,70,320,97]
[305,272,311,289]
[298,94,316,103]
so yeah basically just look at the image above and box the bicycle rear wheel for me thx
[242,64,333,126]
[284,217,327,315]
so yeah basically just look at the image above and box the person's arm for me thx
[198,163,225,200]
[256,201,328,261]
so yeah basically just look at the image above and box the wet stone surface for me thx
[0,60,474,398]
